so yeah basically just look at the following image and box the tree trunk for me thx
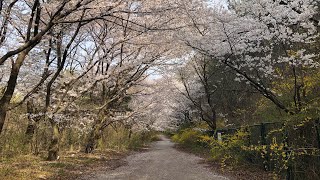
[25,123,36,143]
[0,51,28,134]
[129,128,133,139]
[0,108,6,134]
[210,108,217,131]
[85,135,96,154]
[47,122,59,161]
[84,115,113,153]
[25,100,36,144]
[85,124,102,153]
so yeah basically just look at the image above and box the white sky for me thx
[208,0,229,9]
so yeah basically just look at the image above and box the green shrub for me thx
[207,130,250,168]
[171,128,212,153]
[173,128,252,168]
[172,128,200,145]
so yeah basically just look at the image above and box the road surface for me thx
[81,135,229,180]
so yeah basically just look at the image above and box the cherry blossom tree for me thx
[0,0,200,160]
[0,0,125,134]
[0,0,190,134]
[183,0,320,115]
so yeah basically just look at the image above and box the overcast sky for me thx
[209,0,228,9]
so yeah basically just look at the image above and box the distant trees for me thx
[173,54,258,129]
[177,56,218,130]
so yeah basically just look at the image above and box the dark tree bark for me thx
[85,124,103,153]
[85,116,115,153]
[25,100,36,144]
[0,108,6,133]
[0,0,3,14]
[0,51,28,134]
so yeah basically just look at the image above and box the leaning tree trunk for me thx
[47,121,60,161]
[0,51,28,134]
[85,117,114,153]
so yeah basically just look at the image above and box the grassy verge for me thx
[0,150,126,180]
[0,131,161,180]
[171,128,273,180]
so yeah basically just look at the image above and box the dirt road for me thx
[81,135,229,180]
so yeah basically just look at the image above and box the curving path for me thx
[81,135,229,180]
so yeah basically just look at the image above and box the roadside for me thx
[174,144,273,180]
[169,128,274,180]
[0,131,160,180]
[0,149,132,180]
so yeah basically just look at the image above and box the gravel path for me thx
[81,135,229,180]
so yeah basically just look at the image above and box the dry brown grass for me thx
[0,150,127,180]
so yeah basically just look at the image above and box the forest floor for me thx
[79,135,229,180]
[0,149,130,180]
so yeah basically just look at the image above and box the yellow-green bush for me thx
[173,128,253,168]
[207,130,250,168]
[172,128,212,153]
[172,128,201,145]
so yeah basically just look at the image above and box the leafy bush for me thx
[172,128,256,168]
[172,128,213,155]
[172,128,202,146]
[206,130,252,168]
